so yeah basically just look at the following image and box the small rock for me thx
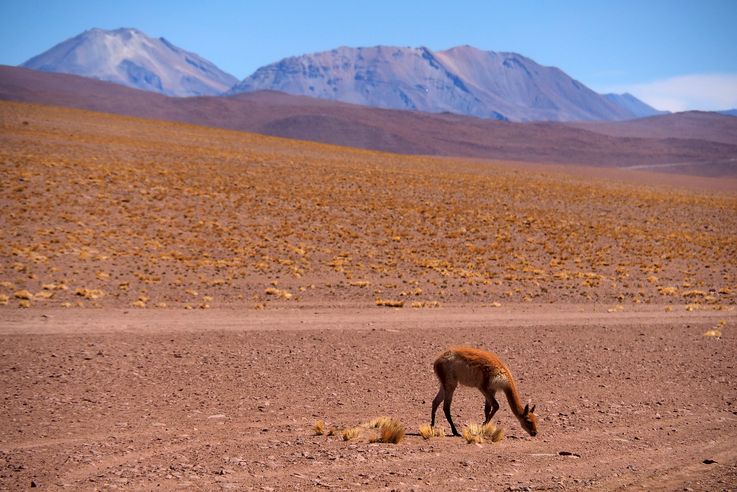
[558,451,581,457]
[31,481,38,488]
[703,459,717,464]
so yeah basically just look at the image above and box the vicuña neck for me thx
[504,380,525,417]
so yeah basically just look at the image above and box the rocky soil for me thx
[1,306,736,490]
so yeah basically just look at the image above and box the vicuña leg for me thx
[431,386,444,428]
[442,383,460,436]
[483,390,500,424]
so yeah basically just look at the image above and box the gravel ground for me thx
[1,305,736,491]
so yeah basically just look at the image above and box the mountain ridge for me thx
[18,28,664,122]
[229,44,660,122]
[2,64,735,177]
[21,27,238,97]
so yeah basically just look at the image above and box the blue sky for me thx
[1,0,736,111]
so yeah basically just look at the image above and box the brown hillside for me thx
[2,65,737,176]
[2,100,736,310]
[570,111,737,146]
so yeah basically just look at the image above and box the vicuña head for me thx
[431,346,538,437]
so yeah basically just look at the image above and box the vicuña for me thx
[431,346,538,437]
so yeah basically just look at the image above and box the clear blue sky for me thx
[1,0,736,111]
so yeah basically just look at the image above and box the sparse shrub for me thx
[411,300,441,308]
[419,423,445,440]
[683,290,707,298]
[482,421,504,442]
[366,416,393,429]
[75,288,104,300]
[323,417,405,444]
[658,286,678,296]
[375,298,404,307]
[377,418,405,444]
[462,422,504,444]
[341,427,361,441]
[462,424,484,444]
[313,420,325,435]
[265,287,292,299]
[14,290,33,300]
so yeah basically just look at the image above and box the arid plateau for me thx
[1,101,737,490]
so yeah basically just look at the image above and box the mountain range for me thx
[21,28,238,97]
[229,44,656,122]
[20,28,661,122]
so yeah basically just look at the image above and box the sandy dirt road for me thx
[1,305,736,491]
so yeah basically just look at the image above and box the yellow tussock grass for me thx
[313,420,325,435]
[341,427,361,441]
[418,423,445,440]
[325,417,405,444]
[75,288,105,300]
[462,422,505,444]
[376,418,405,444]
[365,416,393,429]
[14,290,33,300]
[375,299,404,308]
[265,287,292,299]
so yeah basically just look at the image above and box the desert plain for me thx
[1,101,737,490]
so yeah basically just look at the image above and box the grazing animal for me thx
[431,346,538,437]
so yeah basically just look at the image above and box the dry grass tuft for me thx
[264,287,292,299]
[365,416,394,429]
[324,417,405,444]
[462,422,504,444]
[341,427,361,441]
[375,299,404,308]
[482,421,505,442]
[418,423,445,440]
[462,424,484,444]
[313,420,325,436]
[375,418,405,444]
[703,329,722,338]
[75,288,105,300]
[410,300,441,308]
[14,290,33,300]
[658,286,678,296]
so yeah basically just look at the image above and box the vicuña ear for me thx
[523,403,530,415]
[530,405,536,414]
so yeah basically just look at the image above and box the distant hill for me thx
[20,30,660,122]
[569,111,737,146]
[2,65,736,176]
[720,109,737,117]
[229,44,648,122]
[604,93,667,118]
[21,27,237,97]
